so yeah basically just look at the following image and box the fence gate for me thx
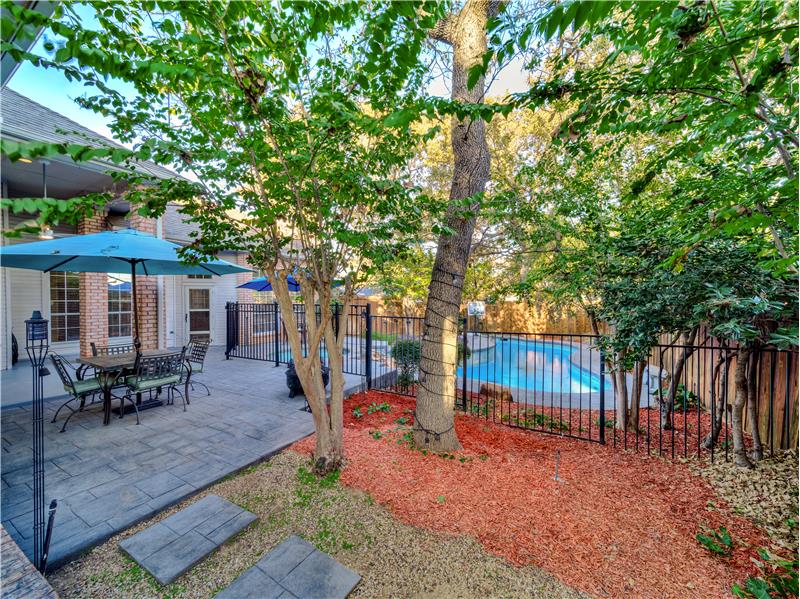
[225,302,369,378]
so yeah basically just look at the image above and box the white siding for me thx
[165,271,238,347]
[1,220,81,367]
[163,203,197,244]
[3,268,80,360]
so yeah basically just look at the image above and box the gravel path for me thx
[48,451,586,599]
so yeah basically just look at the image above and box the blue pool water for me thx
[458,338,610,393]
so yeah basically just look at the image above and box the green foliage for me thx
[295,465,340,507]
[352,406,364,419]
[652,383,699,411]
[499,0,798,358]
[370,331,398,344]
[375,245,432,315]
[732,549,799,599]
[390,339,422,387]
[457,340,471,363]
[696,526,734,556]
[367,401,391,415]
[0,0,466,462]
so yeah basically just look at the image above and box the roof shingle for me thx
[1,87,180,181]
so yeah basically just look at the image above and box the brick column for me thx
[128,214,159,350]
[235,253,255,303]
[78,212,108,357]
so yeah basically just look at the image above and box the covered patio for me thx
[1,346,365,569]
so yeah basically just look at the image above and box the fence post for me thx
[273,301,280,367]
[599,347,606,444]
[783,351,792,450]
[461,316,468,412]
[333,303,340,339]
[225,302,230,359]
[365,303,372,389]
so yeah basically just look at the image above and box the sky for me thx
[7,6,532,150]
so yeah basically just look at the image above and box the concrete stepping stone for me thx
[119,494,256,585]
[215,535,360,599]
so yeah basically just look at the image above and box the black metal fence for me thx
[225,302,370,377]
[225,302,798,462]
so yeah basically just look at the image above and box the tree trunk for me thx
[272,274,344,474]
[702,350,733,449]
[414,0,498,452]
[660,328,698,430]
[612,346,629,432]
[627,359,647,432]
[746,348,763,462]
[732,347,753,468]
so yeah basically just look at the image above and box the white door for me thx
[185,287,212,344]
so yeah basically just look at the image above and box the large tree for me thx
[2,0,445,473]
[500,0,797,463]
[413,0,503,452]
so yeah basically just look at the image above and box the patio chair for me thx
[184,339,211,396]
[126,349,187,414]
[91,342,135,356]
[49,354,103,432]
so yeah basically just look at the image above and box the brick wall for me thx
[78,212,107,357]
[128,214,159,350]
[235,253,254,346]
[235,253,255,303]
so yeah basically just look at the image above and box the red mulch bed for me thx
[291,391,767,598]
[464,391,739,460]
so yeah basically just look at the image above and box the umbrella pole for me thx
[131,261,141,350]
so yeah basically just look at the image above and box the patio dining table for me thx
[77,349,176,426]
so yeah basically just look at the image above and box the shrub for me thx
[457,340,471,363]
[390,339,421,387]
[389,338,470,387]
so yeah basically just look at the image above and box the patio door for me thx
[185,287,212,343]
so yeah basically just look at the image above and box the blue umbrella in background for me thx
[108,278,132,292]
[0,228,251,347]
[237,275,344,293]
[237,275,302,292]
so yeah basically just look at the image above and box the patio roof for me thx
[1,88,181,186]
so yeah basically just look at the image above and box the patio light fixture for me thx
[24,310,56,573]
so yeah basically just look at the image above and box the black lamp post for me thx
[25,310,53,572]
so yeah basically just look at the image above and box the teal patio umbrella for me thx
[0,228,251,347]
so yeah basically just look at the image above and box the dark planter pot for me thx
[285,360,330,398]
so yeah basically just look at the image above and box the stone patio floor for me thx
[1,347,365,570]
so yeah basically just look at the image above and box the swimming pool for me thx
[458,338,610,393]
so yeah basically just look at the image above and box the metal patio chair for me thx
[184,339,211,396]
[91,342,135,356]
[126,349,187,414]
[50,354,104,432]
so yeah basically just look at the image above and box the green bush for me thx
[390,339,421,387]
[388,339,470,387]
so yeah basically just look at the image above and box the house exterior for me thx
[0,88,254,370]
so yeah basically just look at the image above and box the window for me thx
[108,274,132,338]
[187,274,211,279]
[50,272,80,342]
